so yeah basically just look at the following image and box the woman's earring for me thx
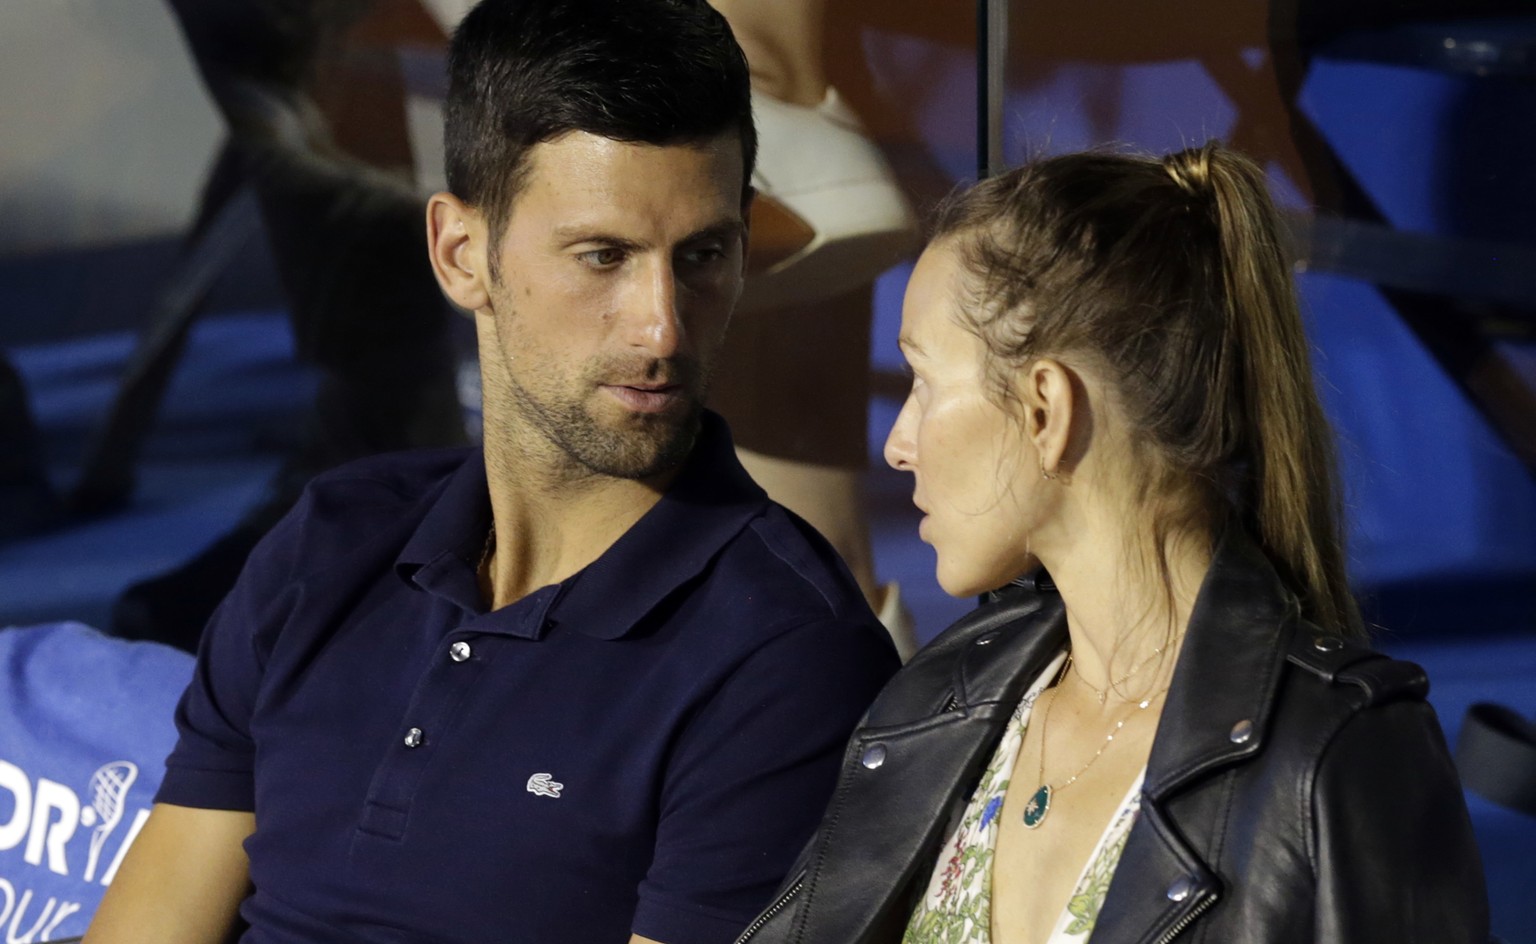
[1040,459,1056,481]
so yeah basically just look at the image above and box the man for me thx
[84,1,900,941]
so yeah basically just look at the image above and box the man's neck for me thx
[477,434,679,610]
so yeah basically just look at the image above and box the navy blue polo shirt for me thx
[157,413,898,944]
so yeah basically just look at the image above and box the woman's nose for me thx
[883,396,918,472]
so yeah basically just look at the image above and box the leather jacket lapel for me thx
[1094,530,1299,943]
[1146,532,1296,800]
[957,586,1069,713]
[790,585,1068,944]
[1089,799,1223,944]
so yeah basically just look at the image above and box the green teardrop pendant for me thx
[1022,783,1051,828]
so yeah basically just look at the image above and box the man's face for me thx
[480,131,747,482]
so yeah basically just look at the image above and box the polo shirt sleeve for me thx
[154,506,308,812]
[631,617,899,944]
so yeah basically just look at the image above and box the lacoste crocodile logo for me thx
[526,773,563,798]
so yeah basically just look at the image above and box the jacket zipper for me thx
[733,877,803,943]
[1153,890,1218,944]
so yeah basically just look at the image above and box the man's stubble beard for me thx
[513,372,704,481]
[480,280,721,485]
[485,345,712,485]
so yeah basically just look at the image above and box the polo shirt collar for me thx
[553,411,767,640]
[396,447,495,614]
[396,412,767,640]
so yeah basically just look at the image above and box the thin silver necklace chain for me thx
[1036,653,1163,795]
[478,521,497,573]
[1072,643,1167,705]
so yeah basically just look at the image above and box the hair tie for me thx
[1163,145,1214,199]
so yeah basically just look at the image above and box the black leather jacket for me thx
[737,532,1489,944]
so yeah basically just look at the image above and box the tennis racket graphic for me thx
[82,761,138,883]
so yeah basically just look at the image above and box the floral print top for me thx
[903,651,1146,944]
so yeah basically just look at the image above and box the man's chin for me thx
[574,405,701,480]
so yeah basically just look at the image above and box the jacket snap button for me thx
[403,727,424,749]
[975,633,999,646]
[1313,635,1343,652]
[449,641,472,662]
[861,745,888,769]
[1229,719,1254,744]
[1166,876,1196,902]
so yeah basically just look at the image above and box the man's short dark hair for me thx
[445,0,756,250]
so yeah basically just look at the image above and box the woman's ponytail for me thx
[1194,144,1362,636]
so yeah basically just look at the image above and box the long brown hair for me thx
[933,142,1362,636]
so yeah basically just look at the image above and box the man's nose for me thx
[623,259,684,357]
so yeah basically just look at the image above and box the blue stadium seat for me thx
[0,622,191,940]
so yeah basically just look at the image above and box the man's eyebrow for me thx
[551,225,645,250]
[679,218,747,245]
[550,219,745,249]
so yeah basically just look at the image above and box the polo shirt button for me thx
[449,641,472,662]
[861,744,887,769]
[403,727,424,748]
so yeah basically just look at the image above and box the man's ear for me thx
[426,192,492,313]
[1019,357,1076,478]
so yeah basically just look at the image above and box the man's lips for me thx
[602,382,686,414]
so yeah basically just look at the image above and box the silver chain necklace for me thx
[1022,654,1163,829]
[478,521,497,573]
[1072,644,1166,705]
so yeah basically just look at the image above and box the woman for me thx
[736,143,1488,943]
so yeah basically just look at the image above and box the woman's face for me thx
[884,243,1041,597]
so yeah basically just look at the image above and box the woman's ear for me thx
[1020,357,1075,478]
[426,192,492,313]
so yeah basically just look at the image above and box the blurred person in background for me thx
[706,0,920,656]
